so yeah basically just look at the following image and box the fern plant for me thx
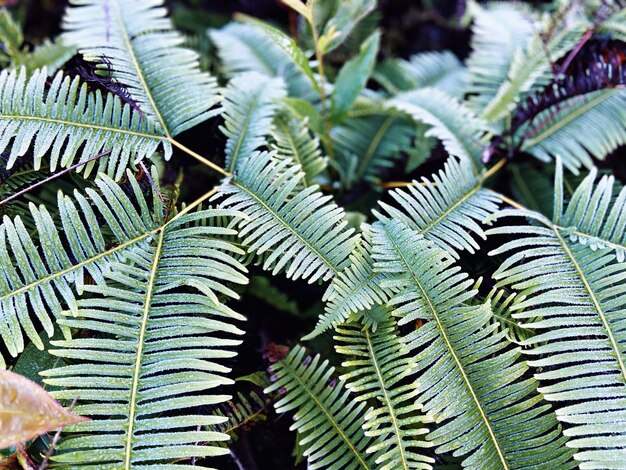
[2,0,626,469]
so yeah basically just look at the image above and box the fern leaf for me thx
[63,0,220,137]
[372,220,576,469]
[221,72,286,173]
[519,88,626,172]
[332,113,415,188]
[209,22,318,101]
[335,320,434,470]
[373,51,467,97]
[556,164,626,261]
[305,225,389,339]
[488,163,626,467]
[465,1,536,113]
[0,171,164,365]
[265,344,377,469]
[374,156,501,257]
[217,151,358,283]
[0,68,166,179]
[270,112,327,187]
[41,208,248,468]
[388,89,490,172]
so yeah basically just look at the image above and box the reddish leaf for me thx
[0,369,88,449]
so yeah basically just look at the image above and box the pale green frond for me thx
[270,112,327,187]
[0,68,166,180]
[217,151,359,283]
[221,72,286,173]
[63,0,220,137]
[519,88,626,172]
[388,89,490,172]
[41,207,248,468]
[264,344,377,469]
[18,39,76,76]
[556,164,626,261]
[465,1,537,113]
[332,113,415,188]
[209,22,318,101]
[209,391,271,445]
[335,320,434,470]
[305,225,389,339]
[484,287,533,344]
[374,156,501,257]
[373,51,467,98]
[0,171,164,366]
[481,22,585,123]
[372,220,576,469]
[0,8,21,60]
[488,187,626,467]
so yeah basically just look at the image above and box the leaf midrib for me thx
[385,226,509,469]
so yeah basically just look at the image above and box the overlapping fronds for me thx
[487,161,626,467]
[265,344,377,469]
[0,68,165,179]
[388,89,490,171]
[270,112,327,187]
[374,51,467,97]
[221,72,286,173]
[306,225,389,339]
[375,157,501,257]
[465,1,536,112]
[335,320,433,470]
[371,220,575,469]
[0,171,163,366]
[217,151,359,283]
[332,114,415,188]
[63,0,220,137]
[209,22,318,101]
[519,88,626,172]
[41,207,248,468]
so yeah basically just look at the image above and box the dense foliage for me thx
[1,0,626,468]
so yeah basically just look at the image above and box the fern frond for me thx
[211,391,271,444]
[221,72,286,173]
[556,165,626,261]
[0,171,164,365]
[335,320,434,470]
[305,225,389,339]
[270,112,327,187]
[519,88,626,172]
[465,1,537,113]
[373,51,467,97]
[41,207,248,468]
[372,220,575,469]
[375,157,501,257]
[0,68,166,180]
[264,344,377,469]
[209,22,318,101]
[332,114,414,188]
[63,0,220,137]
[217,151,358,283]
[487,162,626,467]
[388,89,489,171]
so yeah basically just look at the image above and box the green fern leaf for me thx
[372,220,576,469]
[41,208,248,468]
[373,51,467,97]
[63,0,220,137]
[335,320,434,470]
[217,151,358,283]
[519,88,626,172]
[488,163,626,468]
[270,112,327,187]
[388,89,489,172]
[0,68,166,179]
[221,72,286,173]
[265,344,377,469]
[305,225,389,339]
[374,157,501,257]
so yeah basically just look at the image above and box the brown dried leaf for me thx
[0,369,88,449]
